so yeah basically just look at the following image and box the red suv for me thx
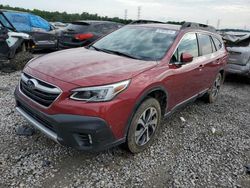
[15,22,228,153]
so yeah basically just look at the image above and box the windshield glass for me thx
[92,26,178,61]
[0,14,13,30]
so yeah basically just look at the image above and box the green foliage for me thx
[0,4,185,25]
[0,4,133,24]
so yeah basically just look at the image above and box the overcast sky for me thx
[1,0,250,29]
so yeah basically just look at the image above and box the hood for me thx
[27,48,157,86]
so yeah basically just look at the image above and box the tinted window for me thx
[172,33,198,62]
[93,24,119,34]
[65,23,90,33]
[0,14,13,29]
[212,37,222,50]
[93,26,178,61]
[198,34,213,55]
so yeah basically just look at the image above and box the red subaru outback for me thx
[15,22,228,153]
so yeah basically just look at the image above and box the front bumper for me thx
[34,40,58,50]
[15,91,124,151]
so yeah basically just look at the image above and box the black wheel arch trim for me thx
[123,85,168,139]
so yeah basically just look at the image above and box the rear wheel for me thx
[126,98,161,153]
[205,73,222,103]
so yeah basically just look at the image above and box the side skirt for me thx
[164,89,208,118]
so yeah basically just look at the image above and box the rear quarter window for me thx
[93,24,118,35]
[66,23,90,33]
[212,37,222,50]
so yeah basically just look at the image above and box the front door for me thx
[164,32,204,110]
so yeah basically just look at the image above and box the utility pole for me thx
[206,20,209,25]
[137,6,141,20]
[124,9,128,20]
[216,19,221,30]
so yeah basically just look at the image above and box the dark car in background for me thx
[222,32,250,79]
[58,20,123,49]
[0,9,57,50]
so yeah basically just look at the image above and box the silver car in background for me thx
[222,32,250,79]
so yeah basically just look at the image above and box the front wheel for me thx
[126,98,162,153]
[205,73,223,103]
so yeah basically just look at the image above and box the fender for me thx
[123,85,168,138]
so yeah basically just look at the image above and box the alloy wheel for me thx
[211,75,221,98]
[135,107,158,146]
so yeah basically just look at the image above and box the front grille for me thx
[20,73,61,107]
[18,101,56,133]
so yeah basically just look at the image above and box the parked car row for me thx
[0,9,124,59]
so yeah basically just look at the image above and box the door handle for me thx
[215,59,220,64]
[198,64,204,71]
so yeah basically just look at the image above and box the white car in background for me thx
[222,32,250,79]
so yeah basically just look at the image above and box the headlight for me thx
[70,80,130,102]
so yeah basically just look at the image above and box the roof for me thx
[128,23,181,30]
[129,22,217,34]
[0,9,33,15]
[72,20,123,25]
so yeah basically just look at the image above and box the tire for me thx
[204,73,223,103]
[126,98,162,153]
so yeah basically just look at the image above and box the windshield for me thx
[92,26,178,61]
[0,13,14,30]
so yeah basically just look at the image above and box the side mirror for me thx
[180,52,193,63]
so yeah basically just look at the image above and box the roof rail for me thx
[129,20,165,25]
[181,22,217,33]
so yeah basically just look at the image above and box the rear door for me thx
[197,34,225,89]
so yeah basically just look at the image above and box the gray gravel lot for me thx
[0,71,250,188]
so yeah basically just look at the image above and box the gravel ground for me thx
[0,71,250,188]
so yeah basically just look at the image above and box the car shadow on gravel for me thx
[225,74,250,85]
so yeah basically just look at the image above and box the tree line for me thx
[0,4,184,25]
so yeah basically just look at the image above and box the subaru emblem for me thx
[26,79,36,90]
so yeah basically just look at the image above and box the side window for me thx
[212,37,222,51]
[172,33,198,62]
[96,24,116,34]
[29,15,51,31]
[198,34,213,55]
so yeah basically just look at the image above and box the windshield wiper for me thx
[90,45,103,52]
[90,46,141,60]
